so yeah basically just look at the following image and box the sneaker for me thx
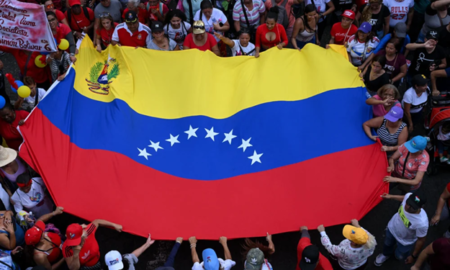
[444,230,450,238]
[440,156,449,163]
[374,254,389,267]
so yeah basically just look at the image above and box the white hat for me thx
[0,146,17,167]
[105,251,124,270]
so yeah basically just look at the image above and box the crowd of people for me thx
[0,0,450,269]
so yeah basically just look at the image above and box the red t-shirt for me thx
[65,8,95,31]
[148,3,169,22]
[45,232,62,263]
[183,33,218,52]
[62,223,99,267]
[0,46,50,84]
[54,23,72,44]
[112,23,151,47]
[330,22,358,45]
[296,237,333,270]
[255,24,288,48]
[55,9,66,23]
[0,110,29,150]
[122,7,148,24]
[430,238,450,270]
[96,23,118,47]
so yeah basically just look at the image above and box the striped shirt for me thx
[377,119,406,146]
[233,0,266,27]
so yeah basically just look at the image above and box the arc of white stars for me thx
[205,127,219,141]
[185,125,198,139]
[137,148,151,160]
[148,140,163,152]
[166,134,180,146]
[248,150,263,165]
[238,138,252,152]
[223,130,237,145]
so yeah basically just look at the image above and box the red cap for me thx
[65,224,83,246]
[69,0,81,7]
[342,10,355,20]
[25,220,45,245]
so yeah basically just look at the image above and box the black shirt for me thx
[359,4,390,33]
[364,65,390,94]
[410,45,446,78]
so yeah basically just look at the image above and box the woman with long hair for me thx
[241,233,275,269]
[164,9,192,50]
[291,4,319,50]
[96,13,118,52]
[360,55,390,95]
[147,21,180,51]
[347,22,380,68]
[375,38,407,86]
[356,0,390,38]
[254,7,288,58]
[304,0,335,42]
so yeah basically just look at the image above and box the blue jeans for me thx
[382,228,415,260]
[296,36,316,49]
[437,140,448,155]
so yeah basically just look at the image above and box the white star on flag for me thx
[148,140,163,152]
[223,130,237,144]
[166,134,180,146]
[238,138,252,152]
[184,125,198,139]
[205,127,219,141]
[248,150,263,165]
[137,148,151,160]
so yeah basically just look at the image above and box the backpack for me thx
[271,0,289,29]
[66,6,91,30]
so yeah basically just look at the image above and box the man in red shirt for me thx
[65,0,95,40]
[112,11,151,48]
[63,219,122,270]
[297,226,333,270]
[122,0,148,25]
[329,10,358,45]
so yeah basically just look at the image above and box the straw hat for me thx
[0,146,17,167]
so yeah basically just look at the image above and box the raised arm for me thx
[362,116,383,141]
[38,207,64,223]
[214,32,235,48]
[266,233,275,254]
[219,236,232,260]
[92,219,122,231]
[189,236,200,263]
[132,234,155,258]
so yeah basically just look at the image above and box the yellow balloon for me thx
[17,86,31,98]
[58,39,69,51]
[34,55,47,68]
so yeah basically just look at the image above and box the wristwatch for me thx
[70,53,75,57]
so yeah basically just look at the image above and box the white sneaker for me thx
[374,254,389,266]
[444,230,450,238]
[440,156,449,162]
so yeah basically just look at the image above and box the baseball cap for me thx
[245,248,264,270]
[69,0,81,7]
[105,250,124,270]
[384,106,403,122]
[342,225,369,245]
[406,189,427,210]
[25,220,45,245]
[202,248,219,270]
[342,10,355,20]
[412,74,428,87]
[426,30,439,40]
[394,23,407,38]
[65,223,83,246]
[405,136,428,153]
[299,245,319,270]
[151,21,164,33]
[358,22,372,34]
[193,20,205,34]
[125,11,138,23]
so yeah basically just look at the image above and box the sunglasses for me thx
[45,4,54,9]
[99,12,111,18]
[193,25,205,29]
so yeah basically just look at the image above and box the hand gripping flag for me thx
[19,37,388,239]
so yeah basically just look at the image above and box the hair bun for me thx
[269,6,279,14]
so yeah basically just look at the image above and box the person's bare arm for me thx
[406,42,425,51]
[214,32,235,47]
[211,44,220,56]
[387,149,401,172]
[322,1,335,17]
[407,236,427,264]
[92,219,122,231]
[132,234,155,258]
[266,233,275,254]
[219,237,232,260]
[391,64,407,83]
[430,70,448,96]
[381,193,405,202]
[431,0,450,10]
[189,236,199,263]
[431,187,450,225]
[38,207,64,223]
[94,17,101,44]
[403,102,413,132]
[388,171,425,186]
[412,242,434,269]
[234,20,241,33]
[291,19,302,49]
[362,117,383,141]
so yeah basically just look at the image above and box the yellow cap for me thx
[342,225,368,245]
[192,20,205,34]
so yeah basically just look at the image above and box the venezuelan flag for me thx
[19,37,388,239]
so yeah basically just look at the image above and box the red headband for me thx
[17,179,32,188]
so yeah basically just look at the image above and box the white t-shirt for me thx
[305,0,331,22]
[231,39,255,56]
[387,193,429,246]
[164,22,191,50]
[438,126,450,141]
[11,177,54,218]
[193,8,228,41]
[0,186,11,211]
[401,87,429,114]
[347,35,380,66]
[383,0,414,27]
[22,88,47,110]
[192,259,236,270]
[0,250,14,270]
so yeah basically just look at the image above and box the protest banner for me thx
[0,0,57,52]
